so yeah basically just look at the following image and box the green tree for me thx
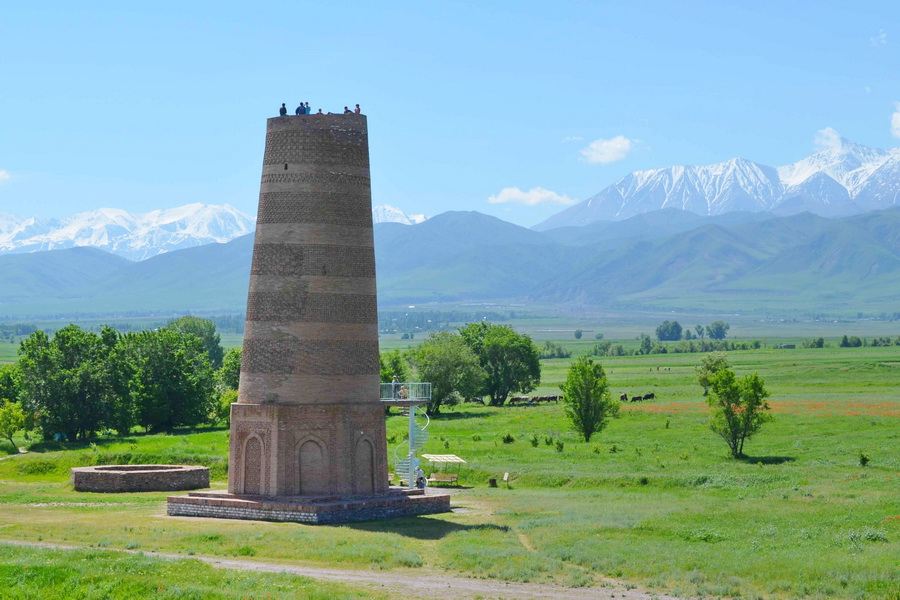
[695,325,705,340]
[706,321,730,340]
[412,332,485,414]
[0,400,25,451]
[166,316,225,368]
[18,326,116,441]
[0,363,19,403]
[697,352,730,396]
[459,323,541,406]
[574,329,583,340]
[560,356,619,442]
[380,349,412,383]
[656,320,683,341]
[638,333,653,355]
[125,329,216,432]
[217,348,242,390]
[707,367,772,458]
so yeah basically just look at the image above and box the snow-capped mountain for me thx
[372,205,427,225]
[0,203,256,261]
[535,136,900,230]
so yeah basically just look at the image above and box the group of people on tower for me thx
[279,103,361,116]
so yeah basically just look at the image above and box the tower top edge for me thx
[266,114,368,131]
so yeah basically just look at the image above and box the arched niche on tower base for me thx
[295,436,329,496]
[353,436,376,495]
[240,434,266,495]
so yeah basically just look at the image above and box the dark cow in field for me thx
[508,396,530,405]
[643,392,655,400]
[619,393,628,402]
[631,395,643,403]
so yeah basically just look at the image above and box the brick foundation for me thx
[167,488,450,524]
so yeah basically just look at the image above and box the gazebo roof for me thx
[421,454,467,464]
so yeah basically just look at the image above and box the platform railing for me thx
[380,382,432,403]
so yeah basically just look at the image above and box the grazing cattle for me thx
[643,392,655,400]
[631,395,643,403]
[509,396,530,405]
[619,393,628,402]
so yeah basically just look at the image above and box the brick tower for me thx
[167,113,449,523]
[228,114,387,497]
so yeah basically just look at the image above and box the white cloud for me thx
[0,170,10,183]
[562,136,584,143]
[580,136,635,164]
[814,127,843,150]
[487,186,576,206]
[892,103,900,139]
[870,29,887,46]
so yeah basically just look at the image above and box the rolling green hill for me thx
[1,208,899,318]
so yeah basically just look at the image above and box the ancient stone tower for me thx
[228,114,387,497]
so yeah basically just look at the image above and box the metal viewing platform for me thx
[380,382,431,407]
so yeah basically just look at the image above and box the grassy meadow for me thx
[0,343,897,599]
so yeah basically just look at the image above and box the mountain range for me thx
[0,204,256,261]
[0,203,426,261]
[1,208,898,319]
[535,136,900,230]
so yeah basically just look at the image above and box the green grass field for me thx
[0,345,898,599]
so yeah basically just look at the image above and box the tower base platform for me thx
[167,487,450,525]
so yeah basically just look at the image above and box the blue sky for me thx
[1,1,897,227]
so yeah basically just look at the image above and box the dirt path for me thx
[1,539,690,600]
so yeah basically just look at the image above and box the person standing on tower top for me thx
[279,103,287,116]
[295,104,304,115]
[305,102,311,114]
[354,104,361,114]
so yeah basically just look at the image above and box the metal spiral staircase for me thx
[380,382,432,488]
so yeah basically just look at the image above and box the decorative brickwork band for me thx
[242,339,380,375]
[245,291,377,324]
[256,192,373,227]
[249,244,376,278]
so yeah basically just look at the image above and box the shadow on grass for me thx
[347,516,508,540]
[739,455,796,465]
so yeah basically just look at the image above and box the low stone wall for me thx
[167,488,450,524]
[72,465,210,493]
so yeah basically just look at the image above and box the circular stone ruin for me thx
[71,465,210,493]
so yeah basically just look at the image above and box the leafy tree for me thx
[707,367,772,458]
[125,329,216,432]
[0,400,25,451]
[412,332,485,414]
[380,349,412,383]
[539,341,571,359]
[0,363,20,406]
[18,326,116,441]
[574,329,583,340]
[683,329,693,340]
[655,320,683,341]
[217,348,242,390]
[215,389,238,427]
[560,356,619,442]
[166,316,225,368]
[638,333,653,355]
[696,352,730,396]
[695,325,705,340]
[594,333,604,340]
[706,321,730,340]
[459,323,541,406]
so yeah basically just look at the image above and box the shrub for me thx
[859,453,870,467]
[502,433,515,444]
[529,434,539,447]
[554,439,564,452]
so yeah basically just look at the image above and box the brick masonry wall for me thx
[72,465,209,493]
[167,492,451,525]
[229,114,388,498]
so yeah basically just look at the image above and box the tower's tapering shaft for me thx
[228,114,387,497]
